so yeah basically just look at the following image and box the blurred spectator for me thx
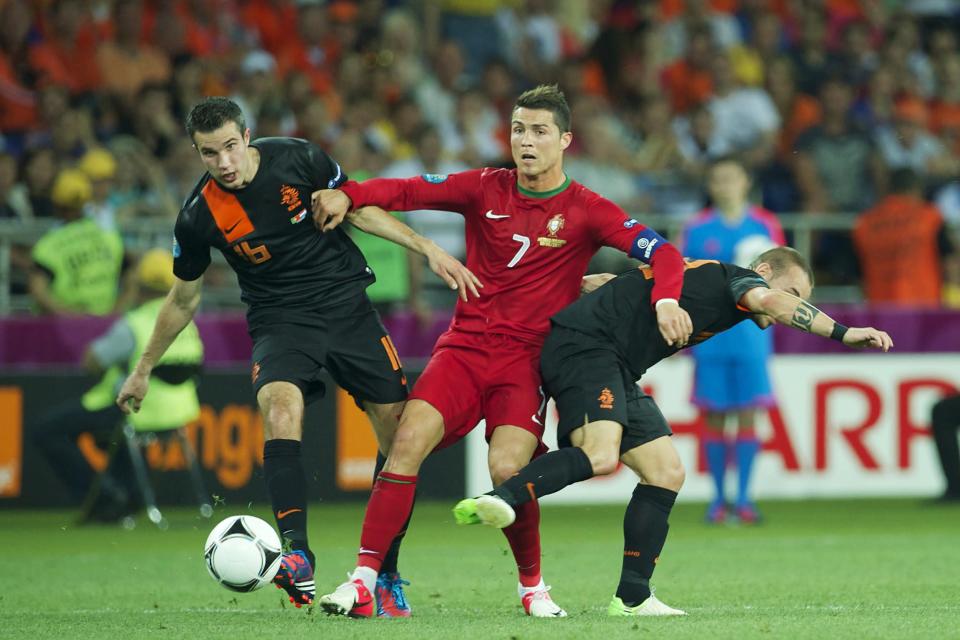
[793,77,885,215]
[379,124,468,313]
[875,98,959,183]
[232,50,285,137]
[50,107,97,160]
[681,155,784,525]
[378,9,428,97]
[836,20,877,89]
[28,169,124,315]
[931,54,960,149]
[790,7,836,96]
[28,0,102,95]
[729,10,782,87]
[628,94,685,174]
[127,84,179,158]
[761,56,819,211]
[497,0,565,85]
[454,90,509,165]
[22,147,59,219]
[0,0,38,134]
[673,102,732,178]
[661,23,714,113]
[705,52,780,169]
[415,40,470,160]
[31,249,203,522]
[626,95,703,216]
[369,97,424,162]
[565,114,645,212]
[79,147,120,230]
[662,0,741,63]
[169,59,207,123]
[96,0,172,106]
[241,0,299,57]
[885,14,935,98]
[852,168,958,306]
[0,152,32,220]
[930,394,960,503]
[275,1,339,97]
[436,0,503,82]
[852,64,897,130]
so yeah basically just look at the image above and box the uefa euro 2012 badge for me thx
[538,213,567,247]
[421,173,448,183]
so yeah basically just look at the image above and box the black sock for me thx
[616,484,677,607]
[263,439,314,569]
[492,447,594,507]
[373,451,414,575]
[932,397,960,495]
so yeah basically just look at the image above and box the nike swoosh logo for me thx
[224,220,241,233]
[358,548,379,555]
[277,508,303,519]
[485,210,510,219]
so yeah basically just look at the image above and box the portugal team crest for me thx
[538,214,567,247]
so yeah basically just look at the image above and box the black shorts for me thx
[541,326,672,455]
[248,295,408,406]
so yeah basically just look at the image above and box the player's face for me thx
[510,108,572,178]
[193,123,252,189]
[707,162,749,206]
[765,263,813,300]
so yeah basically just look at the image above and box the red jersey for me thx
[341,168,684,344]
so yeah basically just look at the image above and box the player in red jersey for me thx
[314,85,693,618]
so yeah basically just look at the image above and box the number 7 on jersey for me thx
[508,234,530,268]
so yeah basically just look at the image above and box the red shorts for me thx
[410,331,548,451]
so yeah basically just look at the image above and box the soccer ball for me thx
[204,515,283,592]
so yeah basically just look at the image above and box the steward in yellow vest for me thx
[32,249,203,522]
[29,169,123,315]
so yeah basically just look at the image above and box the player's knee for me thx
[650,462,685,492]
[389,423,432,465]
[489,460,524,485]
[261,404,299,440]
[584,447,620,476]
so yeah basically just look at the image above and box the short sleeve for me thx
[172,210,211,281]
[727,264,769,302]
[304,141,348,190]
[89,318,136,367]
[586,197,638,250]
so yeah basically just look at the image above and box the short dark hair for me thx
[750,246,815,288]
[185,97,246,140]
[513,84,571,133]
[708,154,749,175]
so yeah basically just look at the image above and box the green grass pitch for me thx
[2,499,959,639]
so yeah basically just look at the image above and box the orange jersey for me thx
[852,194,945,305]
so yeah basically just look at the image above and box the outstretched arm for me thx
[346,206,482,302]
[740,287,893,351]
[116,276,202,413]
[311,171,482,232]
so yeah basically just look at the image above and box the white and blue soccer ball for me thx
[204,515,282,592]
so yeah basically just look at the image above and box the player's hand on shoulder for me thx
[655,299,694,348]
[843,327,894,352]
[116,372,150,414]
[311,189,351,232]
[424,243,482,302]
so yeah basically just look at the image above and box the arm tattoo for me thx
[790,300,819,332]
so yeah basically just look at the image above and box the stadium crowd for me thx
[1,0,959,315]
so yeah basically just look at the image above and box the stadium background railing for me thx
[0,212,862,315]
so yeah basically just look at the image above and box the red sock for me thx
[357,472,417,572]
[502,500,542,587]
